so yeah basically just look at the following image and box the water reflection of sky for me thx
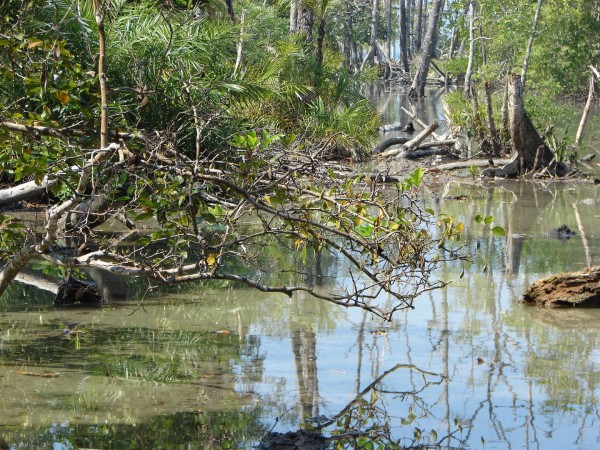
[242,180,600,449]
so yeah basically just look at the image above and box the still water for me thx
[1,89,599,449]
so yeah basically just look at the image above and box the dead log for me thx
[377,123,439,158]
[522,266,600,308]
[374,137,409,153]
[0,177,55,206]
[436,158,513,171]
[400,107,444,141]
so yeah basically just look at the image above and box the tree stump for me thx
[522,266,600,308]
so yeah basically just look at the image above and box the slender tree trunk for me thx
[399,0,410,72]
[224,0,236,23]
[484,81,501,157]
[500,77,509,139]
[521,0,543,89]
[93,0,107,148]
[415,0,423,52]
[316,10,326,68]
[575,67,598,146]
[409,0,444,99]
[233,12,245,77]
[290,0,298,32]
[362,0,380,68]
[386,0,392,59]
[463,1,475,95]
[343,0,353,68]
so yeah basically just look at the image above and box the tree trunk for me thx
[290,0,298,32]
[521,0,543,89]
[362,0,380,68]
[315,11,326,68]
[399,0,410,72]
[484,80,501,157]
[415,0,423,52]
[483,74,557,177]
[386,0,392,59]
[463,1,475,95]
[574,67,598,146]
[92,0,108,148]
[343,0,353,68]
[297,2,314,37]
[409,0,444,99]
[224,0,236,23]
[508,74,554,171]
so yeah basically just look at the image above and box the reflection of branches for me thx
[314,359,464,449]
[317,363,446,430]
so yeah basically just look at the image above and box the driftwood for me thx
[377,123,439,158]
[522,266,600,308]
[433,158,513,171]
[400,107,445,141]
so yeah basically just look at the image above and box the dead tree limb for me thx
[575,66,597,146]
[400,107,444,141]
[378,123,439,158]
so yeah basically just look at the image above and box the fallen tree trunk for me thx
[400,107,444,141]
[522,266,600,308]
[377,123,439,158]
[435,158,513,171]
[0,177,56,206]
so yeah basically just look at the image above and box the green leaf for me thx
[491,226,505,236]
[484,215,494,225]
[134,212,155,221]
[474,214,483,223]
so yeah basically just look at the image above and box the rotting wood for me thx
[377,123,439,158]
[522,266,600,308]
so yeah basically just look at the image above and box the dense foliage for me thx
[0,0,470,320]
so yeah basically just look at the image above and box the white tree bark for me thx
[521,0,543,89]
[463,1,476,95]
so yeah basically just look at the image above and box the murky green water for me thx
[2,88,599,449]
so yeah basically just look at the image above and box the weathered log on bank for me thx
[522,266,600,308]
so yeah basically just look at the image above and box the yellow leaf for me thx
[294,239,305,250]
[56,91,69,105]
[206,254,217,267]
[263,195,271,205]
[456,222,464,233]
[27,40,43,49]
[389,222,399,230]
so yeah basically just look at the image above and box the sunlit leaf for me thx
[491,226,506,236]
[206,254,217,267]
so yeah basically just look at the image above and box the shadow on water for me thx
[2,86,600,449]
